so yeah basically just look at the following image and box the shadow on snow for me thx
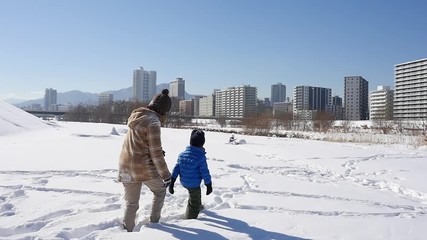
[150,210,308,240]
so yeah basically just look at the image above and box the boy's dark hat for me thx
[190,129,205,147]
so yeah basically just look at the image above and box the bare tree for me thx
[216,116,227,128]
[242,113,271,135]
[94,103,112,123]
[165,115,185,128]
[393,118,405,134]
[281,112,294,130]
[420,118,427,136]
[372,119,394,134]
[64,104,90,122]
[339,120,353,133]
[406,119,427,136]
[313,111,335,133]
[271,115,283,135]
[292,113,305,131]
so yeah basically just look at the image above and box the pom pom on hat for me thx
[148,89,172,115]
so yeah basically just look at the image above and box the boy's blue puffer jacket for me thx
[171,146,211,188]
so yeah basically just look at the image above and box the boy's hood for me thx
[186,145,206,155]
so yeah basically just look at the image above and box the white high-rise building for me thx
[215,85,257,118]
[132,67,156,102]
[199,94,215,117]
[44,88,57,111]
[170,77,185,100]
[394,58,427,119]
[370,86,394,120]
[344,76,369,120]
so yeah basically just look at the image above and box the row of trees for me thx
[63,101,146,124]
[63,101,427,137]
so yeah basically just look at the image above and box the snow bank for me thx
[0,100,50,136]
[281,131,425,147]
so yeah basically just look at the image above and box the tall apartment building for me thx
[331,96,344,120]
[370,86,394,120]
[271,83,286,106]
[132,67,156,102]
[170,97,180,114]
[215,85,257,118]
[199,94,215,117]
[293,86,331,119]
[98,93,113,106]
[394,58,427,119]
[179,100,193,116]
[264,98,271,108]
[44,88,57,111]
[191,95,205,117]
[344,76,369,120]
[170,77,185,100]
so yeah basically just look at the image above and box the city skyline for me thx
[1,0,426,101]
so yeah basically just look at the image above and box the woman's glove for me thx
[163,178,171,188]
[168,178,176,194]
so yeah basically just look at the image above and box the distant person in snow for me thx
[118,89,172,232]
[168,129,212,219]
[229,133,235,143]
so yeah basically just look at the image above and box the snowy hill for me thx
[0,99,50,136]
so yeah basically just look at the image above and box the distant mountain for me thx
[59,90,99,105]
[156,83,169,93]
[16,90,99,108]
[100,87,132,101]
[4,98,26,105]
[15,84,196,108]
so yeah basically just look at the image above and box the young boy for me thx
[168,129,212,219]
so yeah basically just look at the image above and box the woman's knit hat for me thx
[148,89,172,116]
[190,129,205,147]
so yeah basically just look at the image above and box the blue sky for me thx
[0,0,426,101]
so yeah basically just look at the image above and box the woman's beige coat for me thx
[118,107,171,183]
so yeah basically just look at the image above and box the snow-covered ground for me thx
[1,99,427,240]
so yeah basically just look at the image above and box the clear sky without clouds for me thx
[0,0,426,101]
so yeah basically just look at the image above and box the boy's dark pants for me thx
[185,187,202,219]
